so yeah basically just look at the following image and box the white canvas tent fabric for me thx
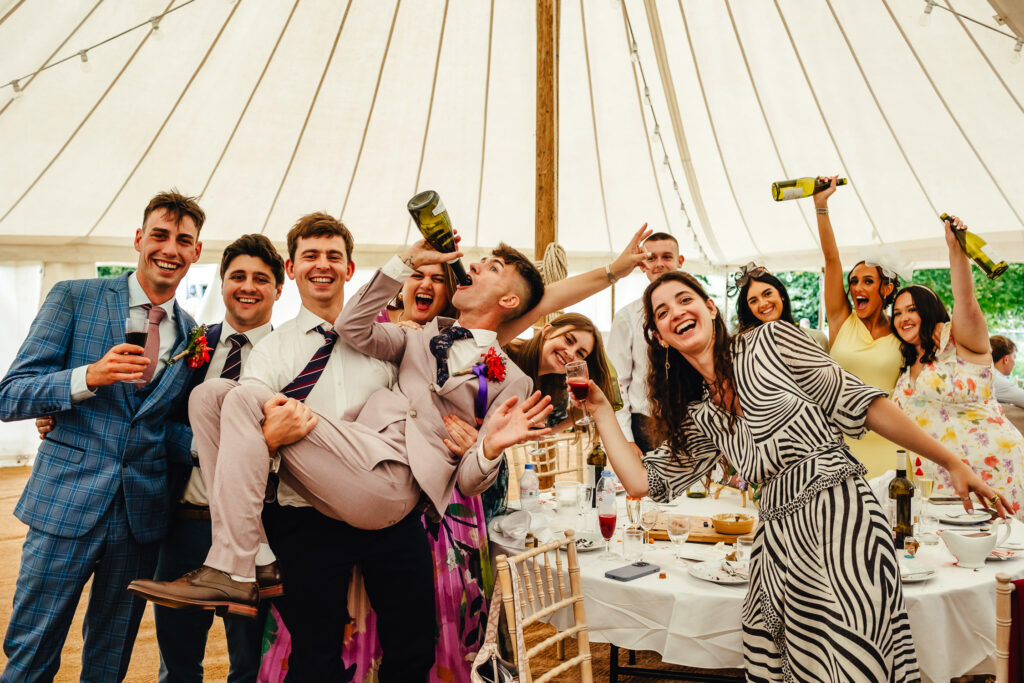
[0,0,1021,270]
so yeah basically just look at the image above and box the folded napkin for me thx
[488,510,555,551]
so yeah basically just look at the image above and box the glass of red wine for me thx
[598,509,617,559]
[565,360,593,426]
[124,318,148,384]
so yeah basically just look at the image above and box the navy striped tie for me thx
[219,333,248,381]
[281,326,339,402]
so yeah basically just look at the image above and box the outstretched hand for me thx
[481,391,554,460]
[609,223,653,280]
[813,175,840,208]
[947,460,1014,519]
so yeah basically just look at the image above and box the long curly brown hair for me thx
[642,272,739,457]
[891,284,950,370]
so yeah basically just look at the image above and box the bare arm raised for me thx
[944,215,990,360]
[814,175,851,346]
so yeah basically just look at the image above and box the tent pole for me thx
[535,0,558,259]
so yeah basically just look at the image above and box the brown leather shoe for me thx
[256,562,284,600]
[127,567,259,618]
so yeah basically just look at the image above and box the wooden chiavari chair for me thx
[494,529,593,683]
[996,572,1015,683]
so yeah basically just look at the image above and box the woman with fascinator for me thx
[569,270,1010,681]
[815,175,903,477]
[890,215,1024,518]
[731,263,829,350]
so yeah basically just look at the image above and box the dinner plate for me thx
[900,566,937,583]
[559,531,603,552]
[674,544,724,563]
[687,560,749,584]
[935,509,992,525]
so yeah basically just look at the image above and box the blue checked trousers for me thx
[2,494,159,682]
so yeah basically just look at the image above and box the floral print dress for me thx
[892,322,1024,518]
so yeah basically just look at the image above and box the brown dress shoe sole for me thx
[127,584,259,619]
[258,584,284,600]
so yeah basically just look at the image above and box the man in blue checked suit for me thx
[0,191,205,682]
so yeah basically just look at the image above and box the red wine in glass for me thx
[124,318,149,384]
[568,380,589,402]
[125,331,148,348]
[598,513,617,540]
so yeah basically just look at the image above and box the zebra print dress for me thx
[644,321,920,682]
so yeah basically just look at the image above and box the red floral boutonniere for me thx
[480,347,507,383]
[453,347,507,426]
[167,325,211,368]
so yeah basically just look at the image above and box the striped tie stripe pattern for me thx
[280,326,339,403]
[219,333,248,381]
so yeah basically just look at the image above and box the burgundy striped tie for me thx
[219,333,248,381]
[281,326,339,402]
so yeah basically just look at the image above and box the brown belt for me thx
[176,505,211,521]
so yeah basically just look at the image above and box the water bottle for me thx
[520,464,539,512]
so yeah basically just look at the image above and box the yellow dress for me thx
[829,314,903,478]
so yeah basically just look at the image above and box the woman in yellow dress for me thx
[891,215,1024,518]
[815,176,903,477]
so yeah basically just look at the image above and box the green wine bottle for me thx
[888,450,915,552]
[940,212,1008,280]
[406,190,471,286]
[771,177,848,202]
[604,351,625,412]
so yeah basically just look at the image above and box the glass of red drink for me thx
[598,511,617,559]
[565,360,594,426]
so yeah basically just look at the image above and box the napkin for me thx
[488,510,555,551]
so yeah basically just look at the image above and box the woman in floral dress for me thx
[890,215,1024,518]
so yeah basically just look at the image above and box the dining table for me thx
[491,484,1024,683]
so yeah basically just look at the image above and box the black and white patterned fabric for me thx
[643,321,919,682]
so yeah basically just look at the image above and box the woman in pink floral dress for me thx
[890,215,1024,518]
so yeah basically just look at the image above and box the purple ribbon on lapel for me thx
[471,364,487,426]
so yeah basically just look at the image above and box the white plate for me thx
[900,566,937,583]
[560,531,603,552]
[687,560,749,584]
[936,510,992,526]
[674,544,723,563]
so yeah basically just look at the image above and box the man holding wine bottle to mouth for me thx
[0,190,204,682]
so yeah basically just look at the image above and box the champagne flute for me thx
[665,513,690,563]
[124,318,149,385]
[639,498,660,563]
[576,484,593,531]
[625,495,642,529]
[565,360,594,426]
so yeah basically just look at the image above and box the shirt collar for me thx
[451,321,497,349]
[297,306,333,334]
[220,319,272,346]
[128,272,176,320]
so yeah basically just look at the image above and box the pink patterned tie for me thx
[140,304,167,385]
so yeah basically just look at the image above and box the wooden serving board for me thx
[647,513,747,544]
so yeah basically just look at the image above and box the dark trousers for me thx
[2,494,158,683]
[263,503,435,683]
[153,511,266,683]
[631,413,658,454]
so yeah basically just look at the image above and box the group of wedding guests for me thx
[0,182,1021,682]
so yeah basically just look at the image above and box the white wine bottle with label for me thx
[407,190,472,286]
[771,177,847,202]
[940,212,1008,280]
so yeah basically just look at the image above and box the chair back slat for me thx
[495,530,594,683]
[507,432,591,498]
[996,572,1015,683]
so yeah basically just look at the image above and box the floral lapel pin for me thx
[167,325,211,368]
[453,347,508,425]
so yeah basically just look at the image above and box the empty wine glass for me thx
[639,498,660,562]
[625,495,642,529]
[576,484,593,531]
[665,513,690,563]
[565,360,594,426]
[736,535,754,566]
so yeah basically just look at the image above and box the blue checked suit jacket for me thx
[0,273,197,543]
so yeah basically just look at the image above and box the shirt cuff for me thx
[382,255,415,283]
[70,365,96,404]
[475,428,502,472]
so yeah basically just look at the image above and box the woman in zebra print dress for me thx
[579,271,1009,682]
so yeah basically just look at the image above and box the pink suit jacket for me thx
[335,267,532,517]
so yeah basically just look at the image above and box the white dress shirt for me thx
[71,272,178,402]
[241,306,399,507]
[607,298,650,441]
[994,372,1024,409]
[181,320,273,506]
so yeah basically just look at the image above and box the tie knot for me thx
[227,333,248,349]
[143,304,167,325]
[317,326,339,344]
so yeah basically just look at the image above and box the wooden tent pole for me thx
[536,0,558,259]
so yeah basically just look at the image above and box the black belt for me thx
[176,503,211,521]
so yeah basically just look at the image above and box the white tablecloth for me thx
[493,489,1024,683]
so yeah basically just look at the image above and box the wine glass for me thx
[665,513,690,563]
[576,484,593,531]
[736,535,754,567]
[639,498,660,562]
[124,318,149,384]
[565,360,594,426]
[598,509,617,559]
[625,495,642,529]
